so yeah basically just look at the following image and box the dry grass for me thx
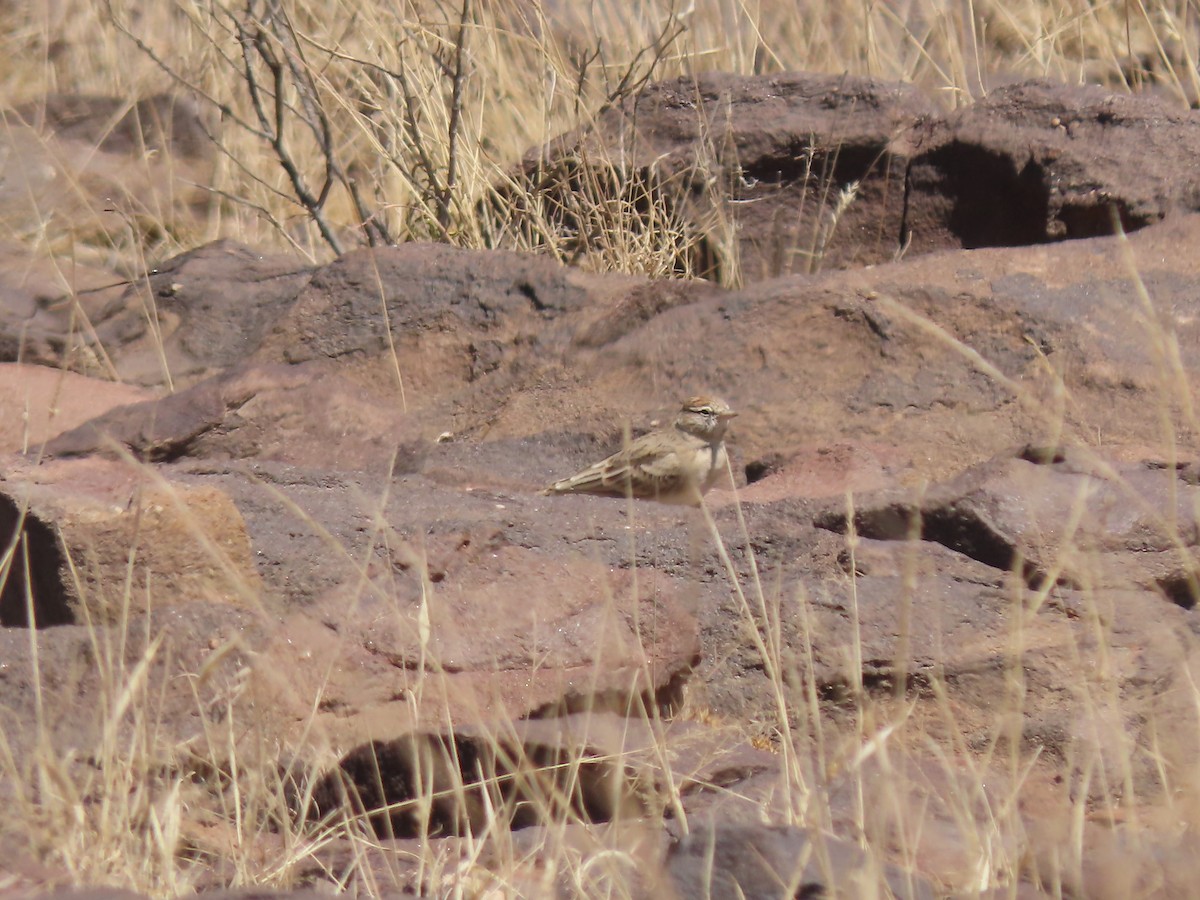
[1,0,1199,276]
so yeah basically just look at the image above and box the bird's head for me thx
[674,395,737,440]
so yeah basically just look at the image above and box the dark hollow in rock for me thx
[915,142,1054,247]
[1019,444,1069,465]
[744,456,783,485]
[1155,572,1200,610]
[526,666,695,720]
[816,501,1057,590]
[311,730,658,838]
[912,141,1141,248]
[919,506,1057,590]
[0,496,72,627]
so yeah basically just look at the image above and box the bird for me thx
[541,395,737,505]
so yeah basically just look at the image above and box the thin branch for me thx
[440,0,473,232]
[237,5,344,254]
[599,5,688,113]
[100,0,268,141]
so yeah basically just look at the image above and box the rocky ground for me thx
[3,73,1200,898]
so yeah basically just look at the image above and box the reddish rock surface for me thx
[93,240,315,390]
[507,73,1200,285]
[0,244,128,370]
[0,457,260,627]
[0,363,154,453]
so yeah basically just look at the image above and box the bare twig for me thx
[100,0,267,140]
[598,6,687,113]
[236,3,344,254]
[440,0,473,234]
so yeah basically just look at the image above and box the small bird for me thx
[541,396,737,505]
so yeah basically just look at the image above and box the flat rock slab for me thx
[257,548,700,747]
[0,457,260,626]
[0,363,154,453]
[93,240,315,389]
[820,445,1200,598]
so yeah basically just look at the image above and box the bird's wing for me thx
[544,433,691,497]
[627,442,691,490]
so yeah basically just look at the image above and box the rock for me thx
[820,445,1200,598]
[263,242,589,365]
[42,242,602,469]
[92,240,315,389]
[908,80,1200,252]
[666,822,937,899]
[704,447,1200,802]
[258,547,700,746]
[736,441,906,503]
[42,214,1200,491]
[505,71,936,283]
[0,243,128,369]
[11,77,1200,898]
[0,97,216,270]
[257,240,593,432]
[310,713,773,880]
[501,74,1200,286]
[10,93,215,161]
[0,457,261,626]
[42,362,419,472]
[0,364,154,453]
[313,714,662,838]
[0,601,263,763]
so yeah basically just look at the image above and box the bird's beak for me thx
[721,411,738,419]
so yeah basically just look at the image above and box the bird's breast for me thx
[701,442,728,490]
